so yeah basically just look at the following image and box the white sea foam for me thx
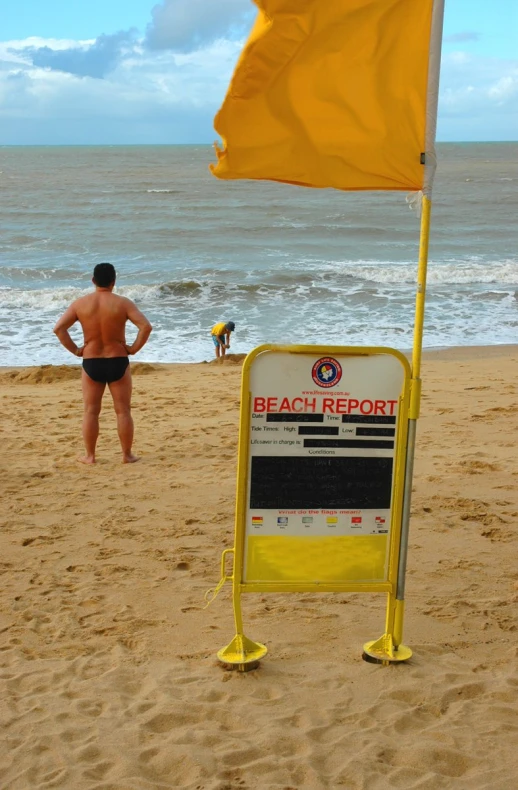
[1,257,517,315]
[0,286,88,310]
[317,259,518,285]
[1,144,517,367]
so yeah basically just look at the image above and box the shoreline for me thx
[2,342,518,374]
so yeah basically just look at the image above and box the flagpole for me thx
[393,194,432,646]
[390,0,443,650]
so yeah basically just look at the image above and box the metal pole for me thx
[396,195,432,604]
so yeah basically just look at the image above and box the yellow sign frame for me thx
[217,344,414,668]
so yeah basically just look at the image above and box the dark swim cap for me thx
[226,322,235,331]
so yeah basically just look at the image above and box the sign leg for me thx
[217,572,267,671]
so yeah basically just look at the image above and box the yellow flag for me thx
[211,0,443,192]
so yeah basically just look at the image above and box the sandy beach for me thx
[1,345,517,789]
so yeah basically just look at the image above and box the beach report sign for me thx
[216,345,412,669]
[243,347,409,585]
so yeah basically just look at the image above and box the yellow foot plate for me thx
[217,634,267,668]
[363,638,412,664]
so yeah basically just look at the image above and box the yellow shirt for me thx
[211,322,228,336]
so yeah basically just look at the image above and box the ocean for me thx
[0,143,517,367]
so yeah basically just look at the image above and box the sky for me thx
[1,0,516,145]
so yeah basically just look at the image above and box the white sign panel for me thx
[246,351,405,544]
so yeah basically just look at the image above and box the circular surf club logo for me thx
[312,357,342,388]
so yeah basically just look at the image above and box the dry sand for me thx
[1,346,517,789]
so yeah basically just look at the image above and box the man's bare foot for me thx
[122,453,140,464]
[78,455,95,465]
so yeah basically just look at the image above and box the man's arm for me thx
[53,303,83,357]
[125,300,152,355]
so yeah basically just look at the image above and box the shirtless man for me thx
[53,263,152,464]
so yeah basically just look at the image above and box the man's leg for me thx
[80,371,105,464]
[108,366,139,463]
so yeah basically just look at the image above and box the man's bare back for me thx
[75,290,136,359]
[53,263,152,464]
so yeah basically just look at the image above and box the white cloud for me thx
[438,51,518,140]
[444,32,480,44]
[0,35,243,143]
[488,75,518,102]
[13,31,138,79]
[1,37,93,52]
[145,0,254,51]
[440,51,518,108]
[449,51,471,65]
[0,28,517,144]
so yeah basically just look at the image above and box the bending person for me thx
[211,321,235,359]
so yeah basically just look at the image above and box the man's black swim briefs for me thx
[82,357,129,384]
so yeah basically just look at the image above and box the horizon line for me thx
[1,140,517,148]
